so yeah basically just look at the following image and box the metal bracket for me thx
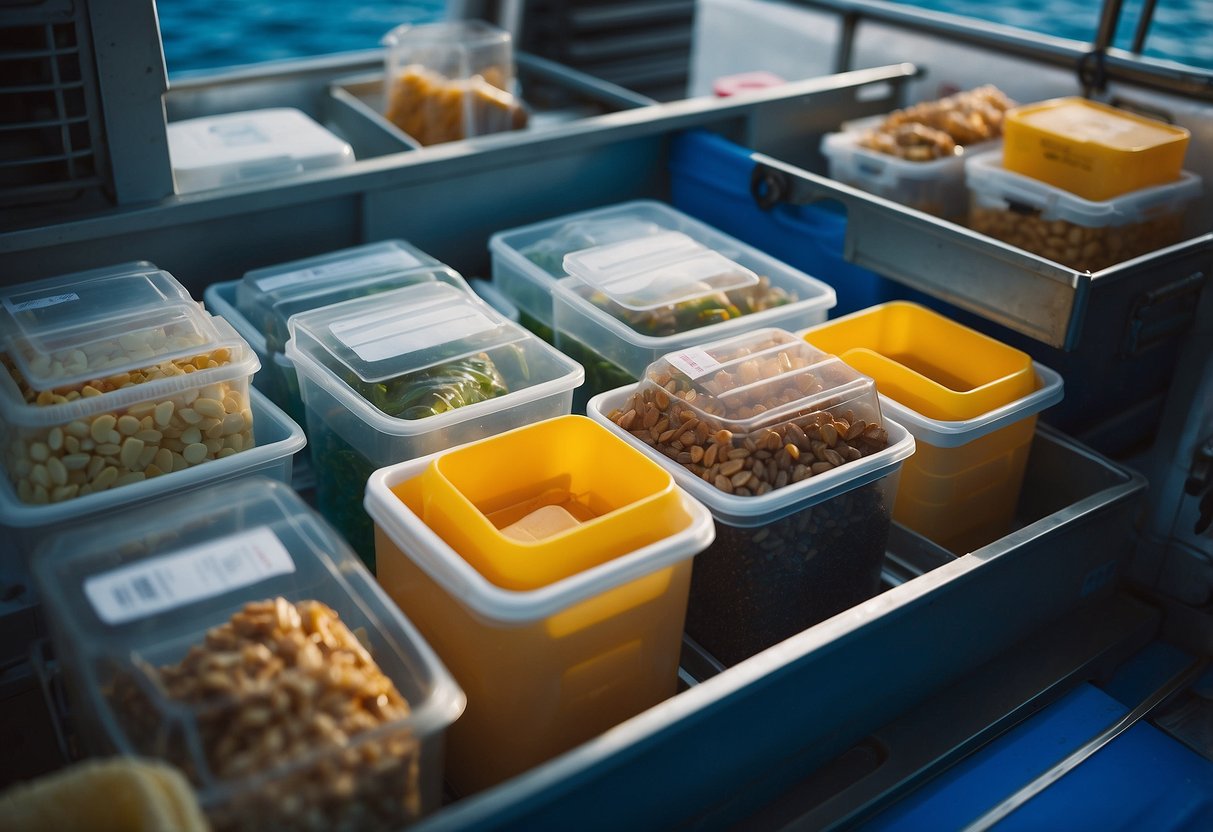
[1121,270,1206,357]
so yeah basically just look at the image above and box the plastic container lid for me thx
[966,150,1203,228]
[1003,97,1191,201]
[515,215,666,278]
[31,477,464,815]
[587,328,916,525]
[563,230,759,311]
[288,281,524,384]
[234,240,462,349]
[0,264,211,392]
[167,108,354,193]
[365,454,715,624]
[380,19,512,75]
[285,281,583,437]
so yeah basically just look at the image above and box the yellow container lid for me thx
[411,415,690,591]
[800,302,1035,422]
[1003,97,1190,201]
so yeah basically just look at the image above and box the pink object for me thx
[713,71,787,97]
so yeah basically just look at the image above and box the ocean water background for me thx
[157,0,1213,76]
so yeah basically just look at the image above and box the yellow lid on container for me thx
[402,415,691,591]
[800,302,1035,422]
[1003,97,1189,201]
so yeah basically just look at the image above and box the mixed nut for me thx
[858,84,1014,161]
[112,598,419,832]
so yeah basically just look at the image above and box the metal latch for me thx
[1122,271,1206,357]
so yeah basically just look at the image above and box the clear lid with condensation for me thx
[0,264,226,392]
[562,231,759,312]
[640,328,883,435]
[287,281,526,384]
[234,240,453,346]
[517,216,665,276]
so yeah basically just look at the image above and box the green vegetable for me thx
[349,352,511,419]
[555,334,636,412]
[589,275,795,337]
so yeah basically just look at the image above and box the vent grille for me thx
[0,10,105,210]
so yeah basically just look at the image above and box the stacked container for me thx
[0,264,267,534]
[32,477,464,832]
[380,20,527,146]
[365,415,714,794]
[968,97,1202,271]
[802,302,1063,554]
[589,328,915,666]
[203,239,470,426]
[490,200,836,408]
[285,281,583,565]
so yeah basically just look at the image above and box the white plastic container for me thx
[488,199,836,338]
[0,264,260,512]
[32,477,464,831]
[966,150,1203,271]
[205,240,471,426]
[820,129,992,220]
[167,107,354,193]
[285,281,583,565]
[1,386,304,558]
[587,328,915,666]
[365,449,713,794]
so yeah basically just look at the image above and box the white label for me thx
[84,527,296,625]
[331,303,497,363]
[668,348,722,380]
[255,250,422,293]
[3,292,80,314]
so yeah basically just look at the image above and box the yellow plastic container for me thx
[417,415,685,590]
[1003,97,1190,201]
[802,303,1062,553]
[364,449,713,794]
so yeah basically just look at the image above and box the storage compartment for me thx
[366,445,713,794]
[285,282,582,565]
[802,302,1064,553]
[588,328,915,665]
[966,150,1203,273]
[31,477,464,832]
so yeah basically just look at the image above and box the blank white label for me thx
[668,348,722,380]
[84,527,296,625]
[3,292,81,314]
[255,250,422,293]
[331,303,496,363]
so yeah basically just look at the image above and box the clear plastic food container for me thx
[364,425,714,793]
[1,386,304,558]
[381,20,527,146]
[488,200,835,349]
[820,129,991,221]
[284,281,583,566]
[0,264,260,510]
[801,302,1064,553]
[1002,97,1191,201]
[587,328,915,666]
[32,477,465,832]
[205,240,470,426]
[166,108,354,194]
[966,150,1203,272]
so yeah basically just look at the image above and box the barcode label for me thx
[668,348,721,380]
[254,250,421,292]
[84,526,296,625]
[3,292,81,314]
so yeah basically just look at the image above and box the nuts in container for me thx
[595,328,915,665]
[965,150,1203,271]
[605,330,889,496]
[32,478,465,832]
[113,598,420,832]
[0,266,259,505]
[857,84,1015,160]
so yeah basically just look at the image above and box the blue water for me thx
[157,0,1213,76]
